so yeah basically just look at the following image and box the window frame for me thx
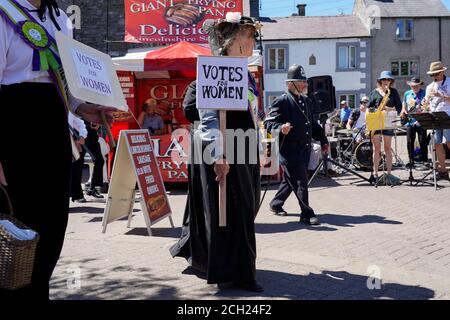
[265,44,289,74]
[336,43,359,72]
[339,94,357,109]
[396,19,414,41]
[391,60,419,77]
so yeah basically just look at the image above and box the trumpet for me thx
[421,84,444,112]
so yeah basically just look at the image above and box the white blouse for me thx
[68,112,87,138]
[0,0,82,111]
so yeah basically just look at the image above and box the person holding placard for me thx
[0,0,116,299]
[171,13,263,293]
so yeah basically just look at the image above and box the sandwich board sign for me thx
[102,130,174,236]
[55,31,128,111]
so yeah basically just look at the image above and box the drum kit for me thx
[334,127,376,171]
[332,120,404,172]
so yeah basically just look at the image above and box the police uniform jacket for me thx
[264,91,328,166]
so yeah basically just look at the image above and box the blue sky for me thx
[260,0,450,17]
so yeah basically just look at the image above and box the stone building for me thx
[353,0,450,94]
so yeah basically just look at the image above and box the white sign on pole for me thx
[55,31,127,111]
[196,56,248,111]
[71,49,113,97]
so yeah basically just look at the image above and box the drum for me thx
[337,137,354,162]
[354,140,385,170]
[354,140,374,170]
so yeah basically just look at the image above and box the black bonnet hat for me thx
[203,13,261,56]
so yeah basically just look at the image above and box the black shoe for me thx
[72,197,87,203]
[300,215,320,225]
[436,171,449,181]
[270,207,287,216]
[86,189,104,198]
[369,174,379,185]
[233,281,264,293]
[405,162,415,169]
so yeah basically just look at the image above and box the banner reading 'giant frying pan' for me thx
[125,0,243,44]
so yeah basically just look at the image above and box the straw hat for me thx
[427,61,447,75]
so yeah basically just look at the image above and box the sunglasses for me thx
[430,73,442,78]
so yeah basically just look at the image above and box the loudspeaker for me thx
[308,75,336,114]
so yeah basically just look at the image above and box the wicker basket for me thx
[0,186,39,290]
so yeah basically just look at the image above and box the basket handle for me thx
[0,185,14,216]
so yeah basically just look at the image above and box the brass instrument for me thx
[421,84,444,113]
[377,87,391,112]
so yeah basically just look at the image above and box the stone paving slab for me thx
[50,137,450,300]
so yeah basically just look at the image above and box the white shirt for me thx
[0,0,82,111]
[426,76,450,116]
[68,112,87,138]
[354,110,366,129]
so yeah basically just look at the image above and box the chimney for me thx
[250,0,260,19]
[297,4,307,16]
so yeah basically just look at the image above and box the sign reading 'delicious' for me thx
[71,49,113,97]
[196,56,248,110]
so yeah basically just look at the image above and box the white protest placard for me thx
[55,31,127,111]
[196,56,248,111]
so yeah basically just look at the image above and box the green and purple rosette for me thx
[17,20,60,71]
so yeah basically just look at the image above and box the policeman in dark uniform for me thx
[264,65,329,225]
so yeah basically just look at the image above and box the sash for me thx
[0,0,80,160]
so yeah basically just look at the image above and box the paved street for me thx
[50,136,450,300]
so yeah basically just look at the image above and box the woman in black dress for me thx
[171,14,263,292]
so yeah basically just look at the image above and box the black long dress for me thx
[170,81,208,273]
[170,80,261,285]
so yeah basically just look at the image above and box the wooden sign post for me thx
[196,56,249,227]
[102,130,174,236]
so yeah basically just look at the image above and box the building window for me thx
[396,19,413,40]
[309,54,316,65]
[339,94,356,109]
[391,60,418,77]
[338,45,357,70]
[268,47,286,71]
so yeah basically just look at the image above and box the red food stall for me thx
[111,41,264,184]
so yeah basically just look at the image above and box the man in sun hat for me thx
[401,77,429,168]
[425,61,450,180]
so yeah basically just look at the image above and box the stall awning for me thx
[113,41,211,79]
[113,42,262,79]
